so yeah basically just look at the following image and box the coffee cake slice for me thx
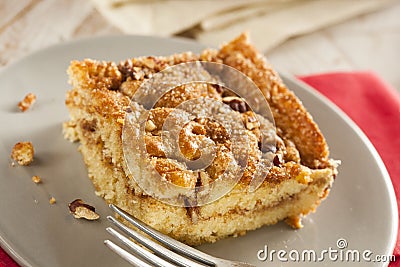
[64,33,338,245]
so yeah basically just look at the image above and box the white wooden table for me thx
[1,0,399,90]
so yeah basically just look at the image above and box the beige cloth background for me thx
[91,0,394,51]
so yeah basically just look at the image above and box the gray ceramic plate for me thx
[0,35,397,267]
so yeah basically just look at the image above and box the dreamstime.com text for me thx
[257,238,395,263]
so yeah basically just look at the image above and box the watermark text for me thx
[257,238,395,263]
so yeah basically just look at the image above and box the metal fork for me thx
[104,204,255,267]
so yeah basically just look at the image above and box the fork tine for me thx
[109,204,215,266]
[104,240,152,267]
[107,215,207,267]
[106,227,177,267]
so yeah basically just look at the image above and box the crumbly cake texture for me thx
[64,33,337,245]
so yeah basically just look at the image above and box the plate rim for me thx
[0,34,397,266]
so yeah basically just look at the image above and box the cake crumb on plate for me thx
[11,142,34,166]
[49,197,56,205]
[18,93,36,112]
[68,199,100,220]
[32,175,41,184]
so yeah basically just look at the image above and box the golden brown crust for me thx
[202,33,329,168]
[67,60,129,121]
[68,59,122,91]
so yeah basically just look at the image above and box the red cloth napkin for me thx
[299,71,400,266]
[0,249,17,267]
[0,71,399,266]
